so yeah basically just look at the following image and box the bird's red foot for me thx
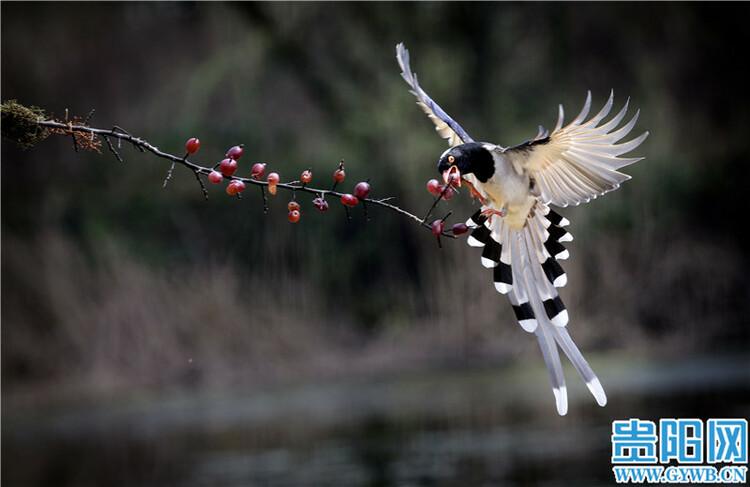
[481,207,507,222]
[462,179,488,205]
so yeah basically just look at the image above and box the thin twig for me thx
[102,135,123,162]
[193,170,209,200]
[69,123,79,153]
[259,185,269,213]
[83,108,95,125]
[163,161,176,187]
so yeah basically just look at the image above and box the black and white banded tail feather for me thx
[466,204,607,415]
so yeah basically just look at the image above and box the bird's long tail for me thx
[466,204,606,415]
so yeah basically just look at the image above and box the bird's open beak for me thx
[443,165,461,187]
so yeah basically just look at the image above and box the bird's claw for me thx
[481,206,507,222]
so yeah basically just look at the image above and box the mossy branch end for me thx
[1,100,49,150]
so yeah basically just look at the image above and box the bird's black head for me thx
[437,142,495,184]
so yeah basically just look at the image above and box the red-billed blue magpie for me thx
[397,43,648,415]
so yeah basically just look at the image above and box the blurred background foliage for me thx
[3,2,749,404]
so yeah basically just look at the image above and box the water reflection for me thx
[4,354,748,487]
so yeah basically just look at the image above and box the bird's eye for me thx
[448,155,455,163]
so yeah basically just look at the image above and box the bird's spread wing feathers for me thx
[467,206,607,415]
[396,43,474,147]
[503,90,649,207]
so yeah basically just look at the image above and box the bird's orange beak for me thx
[443,165,461,187]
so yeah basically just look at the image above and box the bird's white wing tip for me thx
[396,42,406,57]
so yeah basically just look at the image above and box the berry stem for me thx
[193,170,209,201]
[422,187,449,224]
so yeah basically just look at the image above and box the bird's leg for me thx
[481,205,508,222]
[461,178,506,221]
[461,178,488,205]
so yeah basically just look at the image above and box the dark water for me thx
[4,354,748,487]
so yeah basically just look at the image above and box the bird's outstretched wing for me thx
[466,204,607,415]
[396,43,474,147]
[503,91,649,207]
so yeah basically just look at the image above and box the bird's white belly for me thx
[477,155,536,229]
[483,171,528,206]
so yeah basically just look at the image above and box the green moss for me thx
[1,100,49,149]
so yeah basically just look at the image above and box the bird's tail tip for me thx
[554,385,569,416]
[587,376,608,407]
[554,377,605,415]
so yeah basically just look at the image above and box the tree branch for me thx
[34,118,457,237]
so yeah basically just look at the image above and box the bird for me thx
[396,42,648,415]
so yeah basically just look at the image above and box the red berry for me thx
[288,210,301,223]
[267,172,279,195]
[226,145,244,160]
[226,180,245,195]
[441,186,455,200]
[340,194,358,207]
[313,197,329,212]
[220,158,238,177]
[451,223,469,235]
[333,168,346,183]
[354,182,371,199]
[185,138,200,154]
[444,166,461,187]
[432,220,445,236]
[208,170,223,184]
[301,169,312,183]
[251,163,266,180]
[427,179,442,196]
[288,201,300,212]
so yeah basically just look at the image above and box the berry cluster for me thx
[184,139,383,225]
[179,138,471,241]
[423,173,468,244]
[426,178,455,200]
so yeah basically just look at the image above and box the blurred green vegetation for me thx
[2,2,749,401]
